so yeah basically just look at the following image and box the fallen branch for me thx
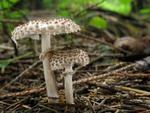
[0,45,13,50]
[114,86,150,95]
[0,19,24,24]
[0,60,41,91]
[111,72,150,78]
[0,87,45,99]
[74,63,135,84]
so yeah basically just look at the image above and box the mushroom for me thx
[11,18,81,102]
[40,48,90,104]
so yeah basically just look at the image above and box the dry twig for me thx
[0,60,41,90]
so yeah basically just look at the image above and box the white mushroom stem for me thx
[41,34,59,100]
[64,65,74,104]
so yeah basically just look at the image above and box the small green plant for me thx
[0,0,28,32]
[89,16,108,29]
[0,52,32,73]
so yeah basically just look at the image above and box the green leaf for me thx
[98,0,132,15]
[139,8,150,14]
[0,59,11,69]
[0,52,32,69]
[57,0,85,17]
[9,11,22,19]
[58,10,70,17]
[0,0,19,9]
[89,16,107,29]
[7,9,28,19]
[9,0,19,3]
[2,1,11,9]
[43,0,53,8]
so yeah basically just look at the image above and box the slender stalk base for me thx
[64,73,74,104]
[41,35,59,102]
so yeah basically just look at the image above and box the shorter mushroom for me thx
[40,48,90,104]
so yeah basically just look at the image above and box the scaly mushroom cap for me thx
[41,48,89,70]
[11,18,81,44]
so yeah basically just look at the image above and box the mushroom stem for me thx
[64,67,74,104]
[41,34,59,100]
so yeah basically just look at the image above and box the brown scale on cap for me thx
[40,48,89,71]
[11,18,81,44]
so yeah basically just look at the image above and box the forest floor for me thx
[0,11,150,113]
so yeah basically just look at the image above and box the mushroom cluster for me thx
[11,18,89,104]
[40,48,89,104]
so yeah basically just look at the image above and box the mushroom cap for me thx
[41,48,89,70]
[11,18,81,44]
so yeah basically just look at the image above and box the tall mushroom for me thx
[40,48,90,104]
[11,18,81,102]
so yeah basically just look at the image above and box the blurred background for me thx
[0,0,150,53]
